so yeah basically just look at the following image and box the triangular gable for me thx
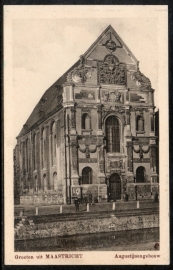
[83,25,138,65]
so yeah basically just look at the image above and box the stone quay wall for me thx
[15,211,159,240]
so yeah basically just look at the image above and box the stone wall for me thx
[15,227,159,251]
[15,212,159,240]
[20,194,64,205]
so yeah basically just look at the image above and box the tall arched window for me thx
[33,134,36,171]
[26,139,29,172]
[136,115,144,131]
[54,135,56,159]
[82,167,93,184]
[136,166,145,183]
[51,122,56,166]
[42,128,46,168]
[106,116,120,153]
[82,113,90,130]
[22,141,25,170]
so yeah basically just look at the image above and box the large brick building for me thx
[13,25,159,205]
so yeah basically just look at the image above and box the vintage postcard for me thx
[4,5,169,265]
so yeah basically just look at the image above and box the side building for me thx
[13,25,159,205]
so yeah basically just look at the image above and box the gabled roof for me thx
[17,60,80,138]
[83,25,138,64]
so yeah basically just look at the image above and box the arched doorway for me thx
[43,174,47,191]
[82,167,93,184]
[136,166,145,183]
[109,173,121,201]
[35,175,38,192]
[53,172,58,191]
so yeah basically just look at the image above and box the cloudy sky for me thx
[4,6,168,148]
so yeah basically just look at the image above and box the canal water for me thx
[15,227,159,251]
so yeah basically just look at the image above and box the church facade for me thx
[13,25,159,205]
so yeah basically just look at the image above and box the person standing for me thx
[74,197,80,212]
[155,192,159,202]
[89,193,92,205]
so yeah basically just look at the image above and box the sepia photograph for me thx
[4,5,169,265]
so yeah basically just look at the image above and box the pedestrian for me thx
[89,193,92,205]
[84,196,87,205]
[124,192,128,201]
[155,192,159,203]
[74,197,80,212]
[20,209,24,216]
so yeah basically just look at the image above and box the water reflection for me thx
[15,227,159,251]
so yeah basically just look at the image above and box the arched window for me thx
[82,113,90,130]
[54,135,56,161]
[82,167,93,184]
[41,128,46,168]
[33,134,36,171]
[136,115,144,131]
[106,116,120,153]
[50,122,56,166]
[136,166,145,183]
[22,141,25,170]
[26,139,29,172]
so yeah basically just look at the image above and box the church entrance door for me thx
[109,173,121,201]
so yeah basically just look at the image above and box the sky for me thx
[4,6,167,147]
